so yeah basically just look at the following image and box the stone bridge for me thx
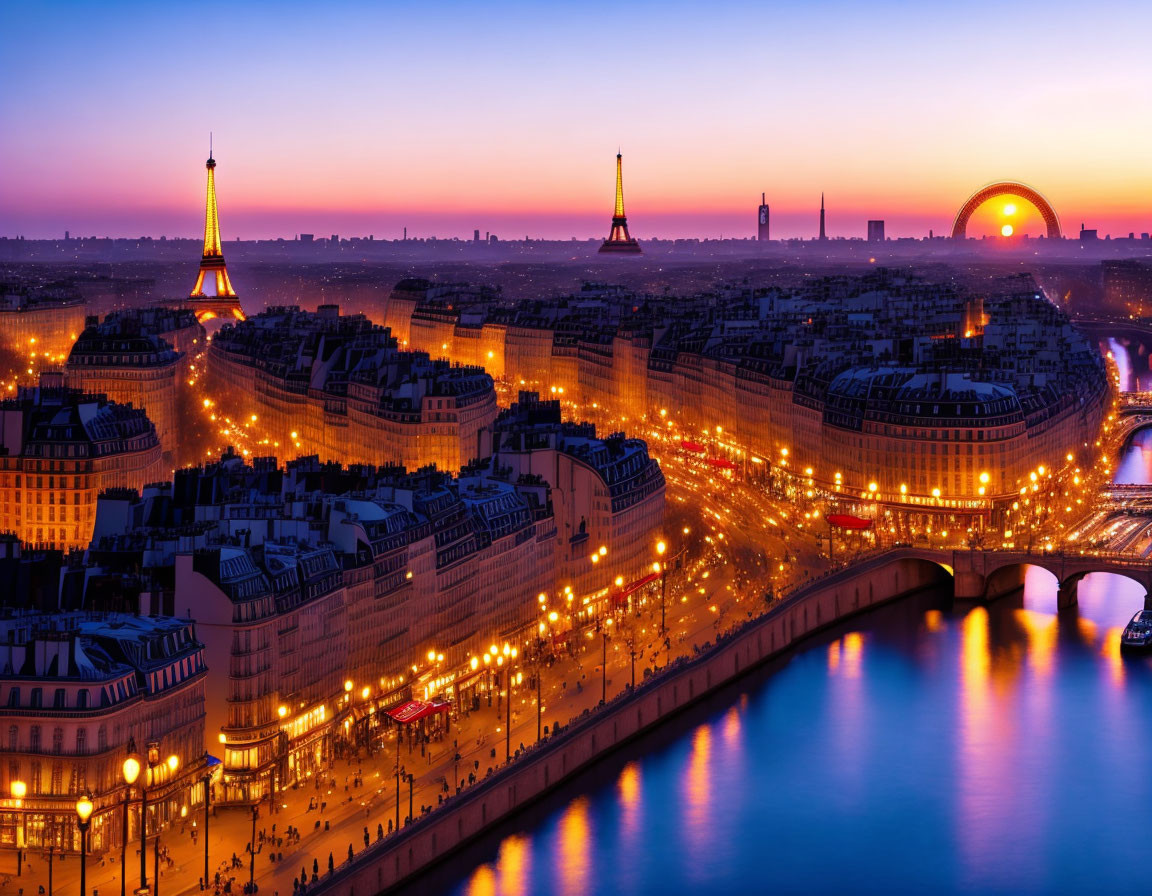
[1112,396,1152,446]
[881,546,1152,610]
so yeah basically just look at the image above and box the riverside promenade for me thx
[318,548,955,895]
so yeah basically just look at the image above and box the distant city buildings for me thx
[1102,260,1152,317]
[389,270,1107,510]
[0,284,87,365]
[867,220,885,243]
[65,308,205,461]
[203,305,498,473]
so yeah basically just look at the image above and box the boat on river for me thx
[1120,610,1152,652]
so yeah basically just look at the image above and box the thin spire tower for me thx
[186,142,245,321]
[190,143,238,299]
[818,192,827,241]
[599,152,641,254]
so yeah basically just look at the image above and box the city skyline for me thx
[2,0,1150,241]
[6,4,1152,894]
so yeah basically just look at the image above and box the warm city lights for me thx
[2,5,1147,894]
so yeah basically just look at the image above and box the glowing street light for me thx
[77,794,94,896]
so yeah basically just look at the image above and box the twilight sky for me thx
[1,0,1149,240]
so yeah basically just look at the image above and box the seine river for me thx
[409,377,1152,896]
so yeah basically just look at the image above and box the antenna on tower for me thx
[210,132,213,160]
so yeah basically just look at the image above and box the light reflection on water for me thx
[435,362,1152,895]
[436,567,1152,896]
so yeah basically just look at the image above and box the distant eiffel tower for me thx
[599,152,641,254]
[187,138,245,321]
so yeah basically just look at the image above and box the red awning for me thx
[680,440,706,453]
[707,457,738,470]
[826,513,873,530]
[612,571,661,604]
[386,700,450,724]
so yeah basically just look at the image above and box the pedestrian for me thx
[328,853,334,874]
[363,826,369,848]
[347,843,354,862]
[377,823,383,841]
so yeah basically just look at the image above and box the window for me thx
[6,688,18,708]
[52,728,63,754]
[53,688,65,708]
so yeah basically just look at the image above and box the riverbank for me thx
[315,550,951,895]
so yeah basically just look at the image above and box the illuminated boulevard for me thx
[17,342,1152,896]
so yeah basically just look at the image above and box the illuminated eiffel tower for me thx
[187,139,245,321]
[598,152,641,254]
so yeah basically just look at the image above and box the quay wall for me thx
[317,552,952,895]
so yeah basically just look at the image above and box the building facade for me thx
[0,287,88,370]
[203,306,498,473]
[0,611,207,857]
[65,308,204,461]
[0,375,165,549]
[386,271,1108,509]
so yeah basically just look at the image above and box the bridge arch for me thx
[1060,569,1149,604]
[984,561,1057,602]
[951,181,1061,240]
[872,553,956,598]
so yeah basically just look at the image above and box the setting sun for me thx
[1001,224,1014,236]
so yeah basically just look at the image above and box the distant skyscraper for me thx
[190,141,238,301]
[757,193,770,241]
[599,152,641,254]
[867,220,885,243]
[818,193,827,241]
[1103,260,1152,316]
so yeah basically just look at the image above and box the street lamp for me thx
[601,625,609,705]
[201,771,212,891]
[141,740,159,894]
[249,805,258,893]
[656,540,668,666]
[76,794,94,896]
[121,749,141,896]
[503,644,518,763]
[10,780,25,877]
[394,721,401,832]
[153,754,178,895]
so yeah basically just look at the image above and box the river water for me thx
[412,387,1152,896]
